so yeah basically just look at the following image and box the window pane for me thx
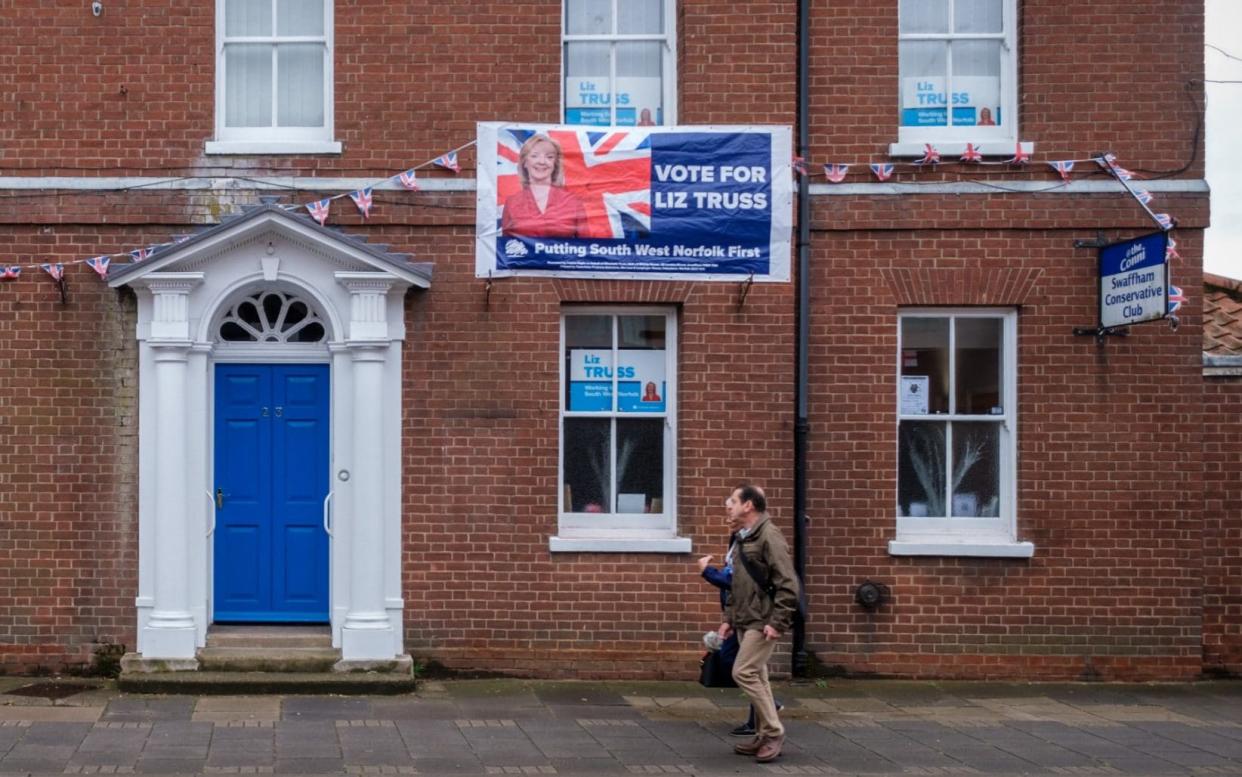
[900,317,949,414]
[899,421,946,517]
[566,0,611,34]
[226,0,271,36]
[616,42,663,127]
[616,419,663,513]
[277,0,323,36]
[566,315,613,411]
[277,44,324,127]
[952,40,1003,127]
[900,0,948,33]
[955,317,1003,415]
[225,45,273,127]
[954,0,1003,33]
[899,41,948,127]
[619,315,665,349]
[617,0,663,34]
[951,422,1000,517]
[565,41,611,126]
[564,418,611,513]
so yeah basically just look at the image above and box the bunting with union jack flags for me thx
[86,256,110,278]
[1,266,20,281]
[823,164,849,183]
[397,169,420,191]
[433,151,460,173]
[41,263,64,281]
[870,163,894,181]
[307,198,332,226]
[477,123,792,281]
[349,188,374,219]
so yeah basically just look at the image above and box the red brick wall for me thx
[1203,376,1242,675]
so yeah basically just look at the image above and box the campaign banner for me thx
[476,122,793,281]
[901,76,1001,127]
[568,349,666,413]
[565,76,663,127]
[1098,231,1169,329]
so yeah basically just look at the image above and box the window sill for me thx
[549,536,692,554]
[888,141,1033,158]
[204,140,343,156]
[888,540,1034,558]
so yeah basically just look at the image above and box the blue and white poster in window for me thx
[569,349,666,412]
[565,77,664,127]
[901,76,1000,127]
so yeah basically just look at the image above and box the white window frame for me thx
[551,306,689,553]
[207,0,341,155]
[889,308,1033,558]
[561,0,678,127]
[891,0,1023,158]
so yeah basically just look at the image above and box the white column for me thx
[139,275,203,661]
[338,274,398,660]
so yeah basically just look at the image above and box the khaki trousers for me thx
[731,628,783,738]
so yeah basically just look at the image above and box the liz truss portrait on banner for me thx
[501,133,588,239]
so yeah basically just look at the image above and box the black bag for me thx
[698,649,738,688]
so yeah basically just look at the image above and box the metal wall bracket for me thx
[1072,324,1130,345]
[483,270,493,310]
[1074,231,1109,250]
[737,273,755,309]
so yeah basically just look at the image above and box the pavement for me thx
[1,676,1242,776]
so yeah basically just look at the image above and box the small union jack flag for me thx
[1155,213,1174,231]
[792,156,809,177]
[433,151,460,173]
[307,198,332,226]
[86,256,111,278]
[1166,237,1181,261]
[1006,143,1030,165]
[398,169,420,191]
[870,163,894,181]
[1168,284,1187,314]
[349,188,374,219]
[130,247,152,263]
[1097,153,1118,169]
[823,163,849,183]
[1048,160,1075,182]
[41,263,64,281]
[1,266,21,280]
[959,144,983,163]
[1134,189,1154,206]
[173,234,191,244]
[917,144,940,165]
[1111,166,1135,181]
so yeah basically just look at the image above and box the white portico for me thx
[109,204,431,667]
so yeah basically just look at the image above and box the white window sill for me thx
[888,141,1033,158]
[205,140,343,156]
[888,540,1035,558]
[549,536,693,553]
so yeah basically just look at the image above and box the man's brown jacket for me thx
[724,514,801,633]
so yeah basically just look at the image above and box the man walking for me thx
[718,483,800,763]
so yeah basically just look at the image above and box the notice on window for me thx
[569,349,666,412]
[564,76,664,127]
[900,375,929,415]
[901,76,1000,127]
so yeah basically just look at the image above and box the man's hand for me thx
[696,554,714,573]
[762,625,781,641]
[718,623,733,640]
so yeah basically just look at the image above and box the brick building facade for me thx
[0,0,1221,680]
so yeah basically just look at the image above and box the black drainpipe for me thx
[791,0,811,678]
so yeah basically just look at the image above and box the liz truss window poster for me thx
[476,122,793,281]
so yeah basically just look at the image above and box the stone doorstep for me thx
[206,625,333,649]
[116,669,417,696]
[197,647,343,673]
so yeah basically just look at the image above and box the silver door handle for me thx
[322,491,334,537]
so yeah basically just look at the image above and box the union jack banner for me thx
[433,151,460,173]
[497,128,652,238]
[307,198,331,226]
[1048,160,1075,182]
[870,163,894,181]
[1,266,21,280]
[398,169,420,191]
[349,188,374,219]
[1006,143,1030,164]
[1168,284,1187,314]
[917,144,940,165]
[1166,237,1180,261]
[1097,153,1118,168]
[1155,213,1174,231]
[823,164,849,183]
[959,144,983,163]
[792,156,808,176]
[1134,189,1154,206]
[1111,166,1135,181]
[41,263,64,281]
[86,256,111,278]
[130,247,153,263]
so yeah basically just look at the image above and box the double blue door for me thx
[214,364,330,622]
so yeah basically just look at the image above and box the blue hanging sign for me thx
[1098,231,1169,329]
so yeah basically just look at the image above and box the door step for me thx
[197,646,341,673]
[206,625,332,649]
[117,670,417,695]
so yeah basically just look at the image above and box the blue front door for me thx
[214,364,330,622]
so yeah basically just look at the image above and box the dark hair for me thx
[734,482,766,513]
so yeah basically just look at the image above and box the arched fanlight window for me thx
[217,290,327,343]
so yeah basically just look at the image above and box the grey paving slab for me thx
[103,697,196,722]
[545,756,631,773]
[1,745,77,772]
[406,756,486,773]
[21,722,93,747]
[0,727,22,755]
[367,698,458,720]
[272,757,346,774]
[282,697,372,721]
[134,756,209,773]
[533,686,628,707]
[1132,721,1242,758]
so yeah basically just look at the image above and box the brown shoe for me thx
[755,734,784,763]
[733,735,763,755]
